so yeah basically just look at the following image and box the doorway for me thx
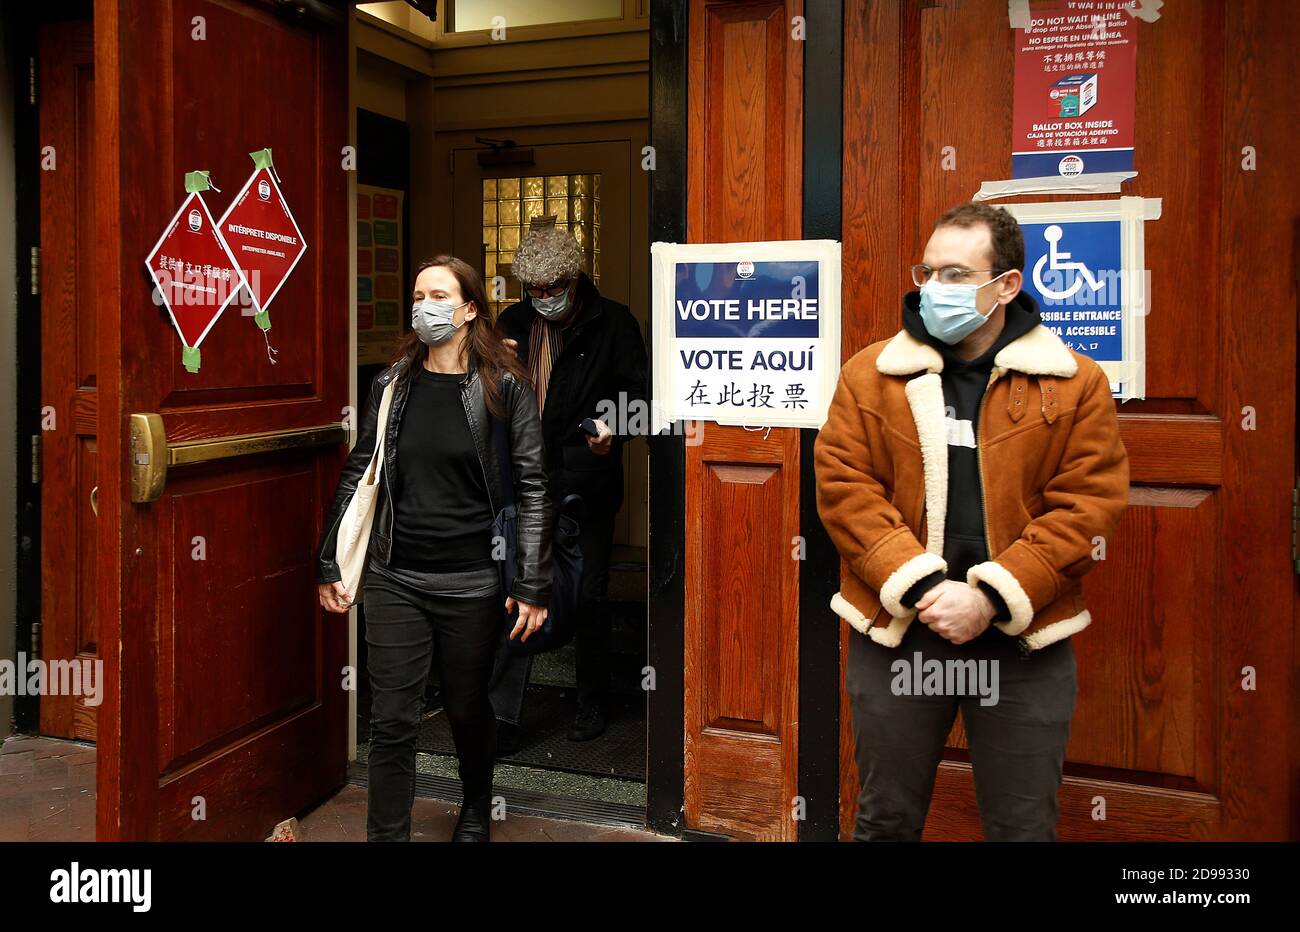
[348,11,651,822]
[35,17,100,744]
[350,143,650,814]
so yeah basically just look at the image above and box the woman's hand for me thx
[506,596,549,642]
[318,581,354,614]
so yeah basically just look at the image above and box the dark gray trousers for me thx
[362,563,501,842]
[845,616,1077,841]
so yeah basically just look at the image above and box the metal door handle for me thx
[90,485,99,517]
[129,413,346,503]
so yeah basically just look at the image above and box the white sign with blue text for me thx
[1000,197,1158,401]
[651,240,841,432]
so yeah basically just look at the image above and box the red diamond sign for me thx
[144,185,245,372]
[217,163,308,319]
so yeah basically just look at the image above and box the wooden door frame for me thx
[645,0,688,837]
[8,1,96,740]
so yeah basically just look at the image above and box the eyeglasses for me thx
[525,278,571,299]
[910,264,1005,288]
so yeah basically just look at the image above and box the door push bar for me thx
[128,413,346,503]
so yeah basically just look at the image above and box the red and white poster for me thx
[1012,0,1137,179]
[144,178,245,373]
[218,152,308,329]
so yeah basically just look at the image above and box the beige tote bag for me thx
[334,379,395,600]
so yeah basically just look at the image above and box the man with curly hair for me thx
[488,221,648,747]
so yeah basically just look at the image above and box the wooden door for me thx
[841,0,1299,840]
[682,0,804,842]
[39,20,99,742]
[93,0,350,840]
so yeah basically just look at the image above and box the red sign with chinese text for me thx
[1012,0,1137,178]
[144,191,244,349]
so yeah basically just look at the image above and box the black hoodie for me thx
[897,290,1044,618]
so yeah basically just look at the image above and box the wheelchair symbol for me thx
[1033,225,1105,300]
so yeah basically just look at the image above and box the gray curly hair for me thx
[512,226,584,286]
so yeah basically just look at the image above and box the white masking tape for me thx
[974,172,1138,201]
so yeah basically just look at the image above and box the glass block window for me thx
[483,173,601,317]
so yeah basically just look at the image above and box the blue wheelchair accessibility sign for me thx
[1020,219,1124,363]
[1002,198,1155,401]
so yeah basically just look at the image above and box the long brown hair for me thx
[391,255,529,418]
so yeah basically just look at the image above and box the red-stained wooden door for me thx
[93,0,349,840]
[39,21,100,742]
[841,0,1299,841]
[682,0,804,842]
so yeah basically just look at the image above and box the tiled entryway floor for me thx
[0,735,671,843]
[0,735,96,841]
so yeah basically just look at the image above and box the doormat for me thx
[359,684,645,782]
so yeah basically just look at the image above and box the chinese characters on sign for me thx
[651,241,841,431]
[146,154,309,374]
[1012,0,1137,178]
[144,171,244,374]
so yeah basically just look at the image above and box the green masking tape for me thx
[181,344,201,373]
[253,310,271,331]
[183,170,213,194]
[250,148,275,171]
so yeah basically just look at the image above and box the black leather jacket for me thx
[315,354,554,606]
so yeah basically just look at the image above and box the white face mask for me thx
[530,281,573,320]
[412,298,469,345]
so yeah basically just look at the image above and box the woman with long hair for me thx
[315,256,553,842]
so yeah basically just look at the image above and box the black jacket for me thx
[497,273,648,511]
[897,290,1042,619]
[315,354,554,606]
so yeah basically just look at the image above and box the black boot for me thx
[568,701,606,742]
[495,720,522,756]
[451,793,493,842]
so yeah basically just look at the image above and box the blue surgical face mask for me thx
[412,298,469,345]
[531,286,571,320]
[917,270,1011,345]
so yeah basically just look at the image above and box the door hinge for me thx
[29,57,36,105]
[30,622,40,657]
[1293,486,1300,575]
[30,246,39,295]
[30,434,41,485]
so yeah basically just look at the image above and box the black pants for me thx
[362,565,501,842]
[845,617,1077,841]
[488,503,617,721]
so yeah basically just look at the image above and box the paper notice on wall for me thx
[144,172,246,374]
[999,197,1157,401]
[1012,0,1137,180]
[356,185,405,366]
[650,240,842,432]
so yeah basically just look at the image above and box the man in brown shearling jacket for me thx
[814,203,1128,841]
